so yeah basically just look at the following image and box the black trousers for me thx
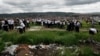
[26,23,30,28]
[18,27,25,34]
[3,25,9,31]
[67,25,71,31]
[99,22,100,25]
[71,26,74,31]
[89,30,95,35]
[18,28,23,34]
[9,24,14,30]
[75,26,79,32]
[0,25,2,30]
[23,27,25,32]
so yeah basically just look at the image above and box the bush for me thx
[0,30,99,45]
[81,46,94,56]
[0,39,5,52]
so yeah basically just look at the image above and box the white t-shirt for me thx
[89,28,97,33]
[47,20,51,24]
[1,20,5,26]
[76,22,80,26]
[55,20,60,24]
[44,20,48,24]
[20,22,25,27]
[17,22,25,29]
[8,19,14,25]
[27,20,29,23]
[37,19,41,22]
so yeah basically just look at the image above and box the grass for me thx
[0,21,100,55]
[61,46,100,56]
[0,38,5,52]
[0,30,99,46]
[0,31,89,45]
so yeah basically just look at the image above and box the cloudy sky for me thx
[0,0,100,14]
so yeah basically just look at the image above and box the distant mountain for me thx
[0,12,100,18]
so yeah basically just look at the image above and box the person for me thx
[98,20,100,25]
[1,20,5,29]
[23,19,27,28]
[88,27,98,43]
[89,27,98,35]
[70,21,75,31]
[75,21,80,32]
[43,19,48,27]
[18,21,25,34]
[41,19,44,26]
[3,19,9,31]
[91,20,95,27]
[36,18,41,25]
[66,21,71,31]
[26,19,30,28]
[8,19,14,30]
[23,19,30,28]
[54,20,60,28]
[16,19,25,34]
[0,20,2,30]
[59,21,64,29]
[51,20,55,28]
[47,19,51,28]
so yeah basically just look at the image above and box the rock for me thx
[1,44,66,56]
[2,45,18,55]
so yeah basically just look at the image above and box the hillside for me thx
[0,12,100,18]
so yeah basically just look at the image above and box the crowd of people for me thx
[32,18,99,34]
[0,17,99,34]
[66,20,82,32]
[32,18,82,32]
[32,19,66,28]
[0,18,30,33]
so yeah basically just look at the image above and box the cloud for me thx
[56,2,100,13]
[0,0,100,14]
[3,0,65,11]
[65,0,100,5]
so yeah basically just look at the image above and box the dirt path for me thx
[27,26,90,32]
[27,26,42,31]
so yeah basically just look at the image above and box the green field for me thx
[0,30,100,55]
[0,21,100,56]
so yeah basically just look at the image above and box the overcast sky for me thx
[0,0,100,14]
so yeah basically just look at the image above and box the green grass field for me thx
[0,21,100,56]
[0,30,100,56]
